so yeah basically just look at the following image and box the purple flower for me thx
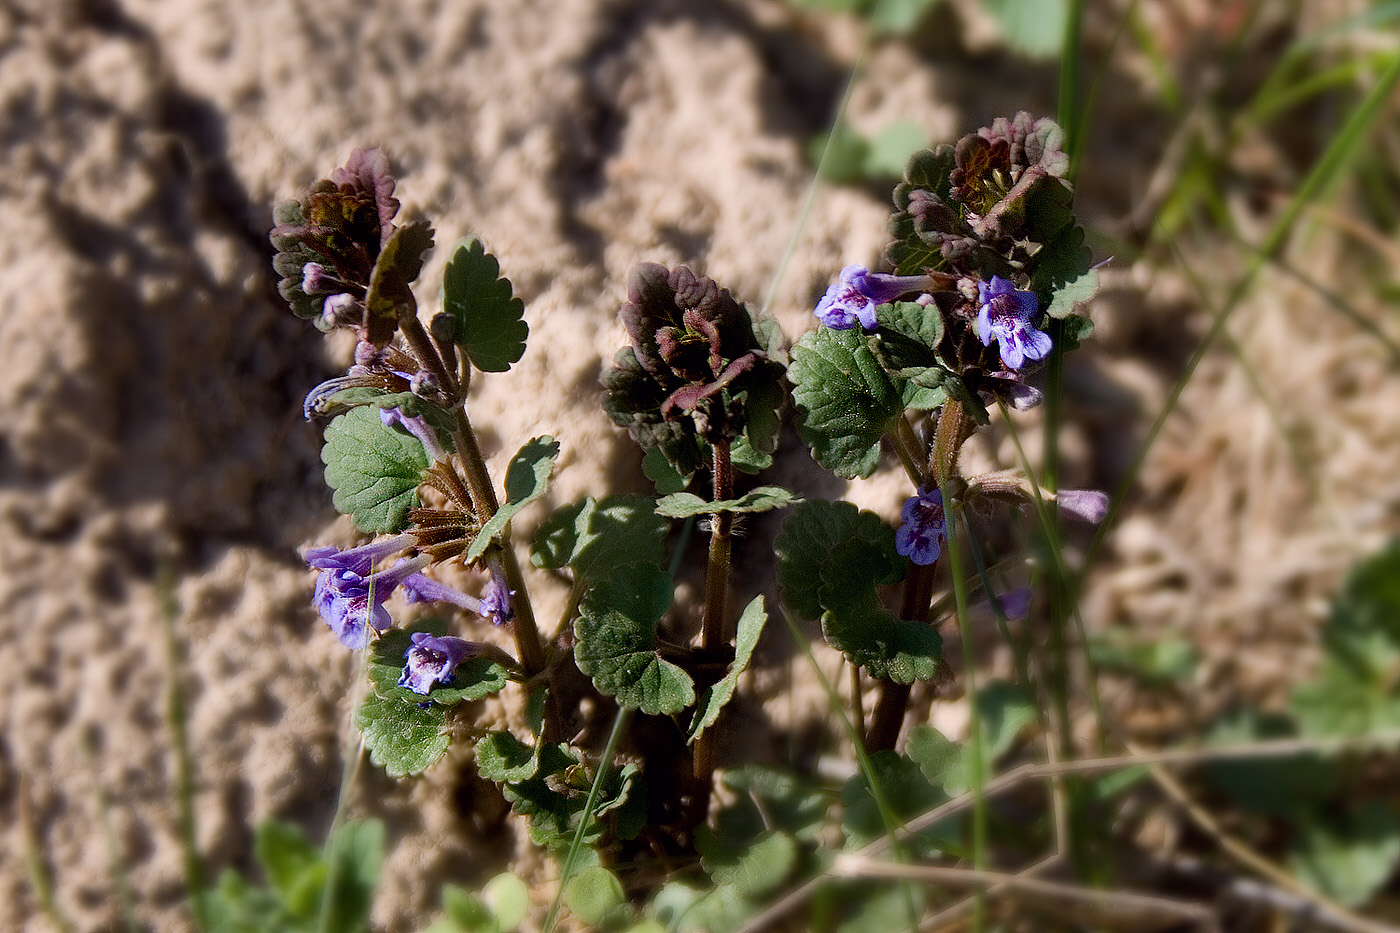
[380,406,447,463]
[480,566,515,626]
[976,276,1051,370]
[814,265,935,331]
[398,632,478,694]
[895,486,946,566]
[305,536,426,648]
[1055,489,1109,524]
[400,571,483,613]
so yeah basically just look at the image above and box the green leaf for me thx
[906,725,968,795]
[863,121,929,176]
[976,680,1038,760]
[367,620,508,706]
[775,499,904,622]
[718,765,830,844]
[1290,803,1400,908]
[650,879,753,933]
[465,436,559,562]
[1202,710,1338,816]
[819,540,942,683]
[983,0,1069,58]
[1031,223,1096,319]
[575,564,695,715]
[481,874,529,932]
[322,405,428,533]
[689,597,767,743]
[475,730,541,783]
[439,885,495,933]
[441,237,528,373]
[562,866,627,928]
[1330,536,1400,648]
[656,486,801,518]
[840,750,948,850]
[696,828,798,897]
[642,446,690,494]
[253,821,320,909]
[355,690,450,777]
[790,327,904,479]
[530,495,669,582]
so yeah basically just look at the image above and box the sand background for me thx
[3,0,1397,929]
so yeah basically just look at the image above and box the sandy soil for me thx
[3,0,1397,930]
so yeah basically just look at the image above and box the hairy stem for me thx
[692,441,734,786]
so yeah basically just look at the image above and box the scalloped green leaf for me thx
[775,499,905,622]
[1031,224,1096,319]
[322,405,428,533]
[695,828,797,898]
[530,495,669,583]
[355,690,449,777]
[840,750,948,850]
[819,540,942,683]
[575,564,694,715]
[466,436,558,562]
[718,765,830,844]
[562,867,627,928]
[689,596,767,743]
[656,487,800,518]
[368,619,508,706]
[790,327,904,479]
[442,237,528,373]
[475,730,540,783]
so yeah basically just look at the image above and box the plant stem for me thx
[864,560,934,752]
[692,441,734,783]
[400,313,458,399]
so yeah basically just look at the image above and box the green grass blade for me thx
[543,704,634,933]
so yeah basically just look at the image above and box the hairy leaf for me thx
[441,237,529,373]
[790,326,904,479]
[322,405,427,533]
[820,540,942,683]
[656,487,800,518]
[575,564,694,715]
[696,828,798,897]
[475,730,540,783]
[356,691,449,777]
[776,499,904,622]
[530,495,669,581]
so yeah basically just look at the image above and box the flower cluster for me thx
[305,536,506,662]
[603,262,786,477]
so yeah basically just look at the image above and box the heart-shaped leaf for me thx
[575,564,694,715]
[322,405,428,533]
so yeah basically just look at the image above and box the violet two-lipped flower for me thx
[976,276,1051,370]
[814,265,936,331]
[380,406,447,463]
[398,632,478,694]
[305,535,426,648]
[895,486,946,566]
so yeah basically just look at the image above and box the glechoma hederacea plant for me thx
[270,111,1105,890]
